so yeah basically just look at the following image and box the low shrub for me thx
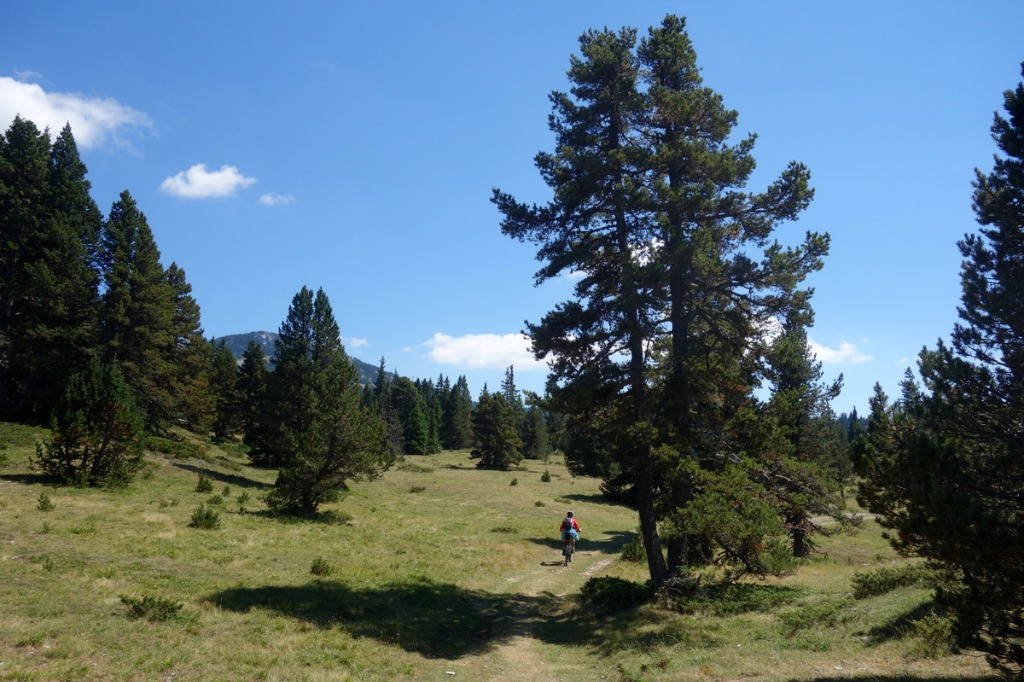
[509,477,518,486]
[37,492,54,512]
[620,534,646,563]
[778,598,852,637]
[310,556,332,576]
[146,435,208,460]
[195,474,213,493]
[534,500,546,507]
[906,614,956,659]
[189,504,221,529]
[120,594,184,622]
[409,485,426,493]
[852,563,935,599]
[541,469,551,482]
[581,576,652,611]
[490,526,518,534]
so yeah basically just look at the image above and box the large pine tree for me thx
[99,190,177,431]
[494,16,826,585]
[855,65,1024,675]
[265,287,392,514]
[0,118,101,420]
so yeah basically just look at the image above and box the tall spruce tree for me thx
[209,340,241,442]
[494,16,826,585]
[855,65,1024,675]
[0,118,101,420]
[99,191,177,431]
[166,263,212,432]
[443,375,474,449]
[471,388,523,470]
[266,287,391,514]
[238,340,270,456]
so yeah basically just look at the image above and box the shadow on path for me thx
[525,529,633,555]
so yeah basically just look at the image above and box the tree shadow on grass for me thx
[209,577,549,659]
[0,472,53,486]
[170,461,270,491]
[562,492,627,507]
[865,600,938,644]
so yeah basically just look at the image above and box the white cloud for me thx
[259,192,295,206]
[423,332,546,370]
[0,76,151,149]
[160,163,257,199]
[346,337,368,348]
[809,338,873,364]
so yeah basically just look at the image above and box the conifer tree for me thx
[34,357,144,487]
[759,314,850,557]
[99,191,176,431]
[238,340,270,456]
[443,375,474,449]
[166,263,212,432]
[471,388,523,470]
[0,118,101,420]
[209,340,241,442]
[494,16,826,585]
[855,66,1024,675]
[266,287,391,514]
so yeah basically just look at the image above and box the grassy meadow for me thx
[0,421,999,681]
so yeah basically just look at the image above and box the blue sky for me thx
[3,2,1022,413]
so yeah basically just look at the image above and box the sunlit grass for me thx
[0,423,998,681]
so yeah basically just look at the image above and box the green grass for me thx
[0,423,1000,681]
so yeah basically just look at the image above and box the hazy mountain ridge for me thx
[212,331,382,386]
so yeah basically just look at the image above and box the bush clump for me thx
[145,435,208,460]
[621,534,646,563]
[195,473,213,493]
[581,576,652,611]
[189,504,221,529]
[37,492,55,512]
[310,556,332,576]
[120,594,184,622]
[852,563,935,599]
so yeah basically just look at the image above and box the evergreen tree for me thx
[99,191,177,431]
[521,391,551,461]
[391,376,429,455]
[266,287,392,514]
[0,118,101,420]
[855,66,1024,675]
[759,314,851,558]
[209,340,241,442]
[166,263,212,432]
[372,357,404,456]
[471,388,523,470]
[34,358,144,487]
[494,16,825,585]
[443,375,474,449]
[238,340,270,456]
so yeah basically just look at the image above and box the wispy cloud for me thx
[259,192,295,206]
[160,163,257,199]
[345,337,368,348]
[809,338,873,364]
[423,332,545,370]
[0,76,151,149]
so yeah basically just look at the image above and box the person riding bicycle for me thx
[560,511,581,549]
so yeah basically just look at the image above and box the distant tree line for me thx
[0,115,553,508]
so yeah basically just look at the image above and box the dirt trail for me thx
[483,544,617,681]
